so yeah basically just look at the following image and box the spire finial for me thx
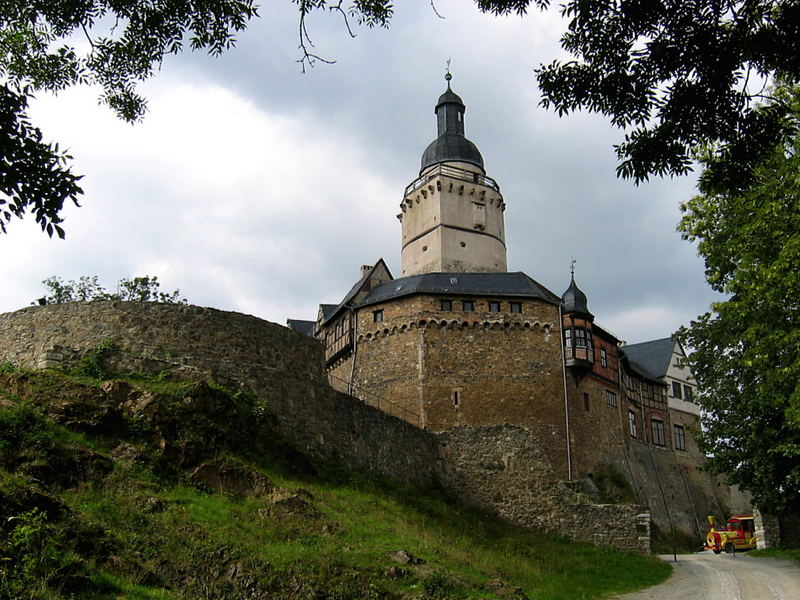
[445,58,452,88]
[570,257,576,278]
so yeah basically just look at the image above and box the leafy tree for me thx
[39,275,186,305]
[676,85,800,515]
[5,1,798,236]
[0,0,261,237]
[478,0,800,185]
[0,1,393,237]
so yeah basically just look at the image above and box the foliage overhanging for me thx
[677,84,800,515]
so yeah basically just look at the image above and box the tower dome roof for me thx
[562,275,592,317]
[420,75,485,173]
[421,135,484,172]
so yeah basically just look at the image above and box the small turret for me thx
[561,262,595,367]
[561,274,592,318]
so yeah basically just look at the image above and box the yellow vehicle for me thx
[704,515,757,553]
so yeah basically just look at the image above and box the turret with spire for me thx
[561,261,595,367]
[398,70,507,276]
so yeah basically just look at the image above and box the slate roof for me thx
[437,87,464,106]
[319,304,338,321]
[421,134,484,173]
[286,319,315,337]
[622,337,675,379]
[621,353,667,385]
[561,275,591,317]
[357,271,561,307]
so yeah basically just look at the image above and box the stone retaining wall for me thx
[0,302,649,552]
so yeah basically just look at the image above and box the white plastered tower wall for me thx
[399,160,507,275]
[398,75,508,276]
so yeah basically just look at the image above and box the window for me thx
[583,392,590,412]
[373,309,383,323]
[510,302,522,314]
[646,384,654,400]
[628,411,637,438]
[651,419,665,446]
[606,390,617,407]
[453,389,461,407]
[440,299,452,311]
[684,385,694,402]
[574,328,588,348]
[624,373,633,390]
[489,301,501,312]
[600,348,607,367]
[674,425,686,451]
[564,329,572,347]
[473,202,486,230]
[672,381,682,399]
[462,300,474,312]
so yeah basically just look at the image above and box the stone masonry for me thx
[0,301,649,553]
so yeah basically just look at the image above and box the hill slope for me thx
[0,364,670,599]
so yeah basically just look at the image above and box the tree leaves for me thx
[0,83,82,238]
[0,0,260,236]
[480,0,800,184]
[676,85,800,514]
[39,275,187,304]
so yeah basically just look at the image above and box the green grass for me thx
[749,548,800,562]
[1,369,672,599]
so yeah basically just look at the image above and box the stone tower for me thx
[398,74,507,276]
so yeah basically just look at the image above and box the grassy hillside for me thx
[0,362,671,599]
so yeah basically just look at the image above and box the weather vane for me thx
[445,58,452,84]
[570,257,576,277]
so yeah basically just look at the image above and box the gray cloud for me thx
[0,1,718,345]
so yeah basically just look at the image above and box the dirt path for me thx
[614,553,800,600]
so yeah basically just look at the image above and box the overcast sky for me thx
[0,1,720,344]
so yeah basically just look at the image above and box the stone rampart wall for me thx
[0,302,440,488]
[435,425,650,552]
[0,302,648,552]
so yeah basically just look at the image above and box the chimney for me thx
[360,264,373,279]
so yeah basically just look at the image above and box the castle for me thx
[288,74,749,534]
[0,76,753,552]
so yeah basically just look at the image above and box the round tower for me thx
[398,74,507,276]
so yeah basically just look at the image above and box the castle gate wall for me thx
[0,302,649,552]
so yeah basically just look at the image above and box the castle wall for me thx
[566,373,628,479]
[0,302,439,488]
[0,302,649,553]
[669,408,704,460]
[436,426,650,553]
[350,294,568,475]
[623,441,741,537]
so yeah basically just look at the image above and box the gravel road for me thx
[614,552,800,600]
